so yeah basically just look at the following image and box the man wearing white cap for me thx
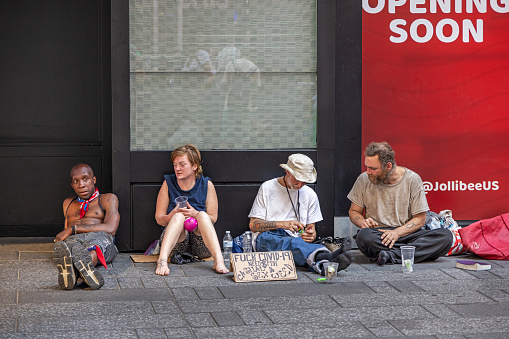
[248,154,352,274]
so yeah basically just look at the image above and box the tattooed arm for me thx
[378,212,426,248]
[249,217,305,234]
[349,202,378,229]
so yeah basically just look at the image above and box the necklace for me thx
[283,176,300,222]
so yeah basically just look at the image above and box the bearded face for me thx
[368,167,392,185]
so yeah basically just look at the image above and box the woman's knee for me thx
[169,212,186,225]
[195,211,212,226]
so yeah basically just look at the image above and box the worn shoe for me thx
[71,244,104,290]
[53,241,76,290]
[377,250,391,266]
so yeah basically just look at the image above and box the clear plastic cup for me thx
[401,246,415,273]
[175,196,188,209]
[323,262,339,283]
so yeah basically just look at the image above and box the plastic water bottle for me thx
[243,231,253,253]
[223,231,233,267]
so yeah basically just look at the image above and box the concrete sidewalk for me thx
[1,238,509,338]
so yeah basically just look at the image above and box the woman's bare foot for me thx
[213,261,229,274]
[155,259,170,275]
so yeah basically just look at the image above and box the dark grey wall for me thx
[335,0,363,216]
[0,1,111,236]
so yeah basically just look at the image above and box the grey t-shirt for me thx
[347,167,429,228]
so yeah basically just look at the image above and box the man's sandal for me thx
[53,241,76,290]
[71,244,104,290]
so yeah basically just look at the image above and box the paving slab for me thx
[440,267,483,280]
[210,311,245,327]
[19,251,53,261]
[448,302,509,318]
[0,261,19,280]
[184,313,217,328]
[477,289,509,302]
[194,286,224,300]
[390,316,509,336]
[136,328,168,339]
[141,275,169,289]
[422,304,463,318]
[413,279,508,293]
[0,291,18,305]
[191,322,372,338]
[100,276,121,289]
[151,300,181,314]
[117,277,144,289]
[0,317,15,334]
[171,287,200,301]
[314,268,456,283]
[163,327,196,338]
[265,305,434,324]
[331,290,492,307]
[164,275,239,288]
[363,280,399,293]
[17,312,186,333]
[177,295,337,313]
[0,252,20,261]
[13,329,138,339]
[15,300,155,317]
[360,319,405,337]
[387,280,425,292]
[19,288,174,304]
[218,281,372,299]
[237,310,273,325]
[465,333,509,339]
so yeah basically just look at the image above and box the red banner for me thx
[362,0,509,219]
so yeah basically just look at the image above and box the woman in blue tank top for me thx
[154,144,228,275]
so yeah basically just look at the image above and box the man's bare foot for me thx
[155,259,170,275]
[213,261,229,274]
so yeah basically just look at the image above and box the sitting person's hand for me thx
[178,202,200,219]
[300,224,316,243]
[281,220,305,233]
[55,227,73,242]
[378,228,400,248]
[361,217,378,229]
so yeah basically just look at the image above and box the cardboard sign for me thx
[231,251,297,283]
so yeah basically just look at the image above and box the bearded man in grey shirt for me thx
[348,142,452,265]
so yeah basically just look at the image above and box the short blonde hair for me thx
[171,144,203,177]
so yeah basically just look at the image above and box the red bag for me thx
[458,213,509,260]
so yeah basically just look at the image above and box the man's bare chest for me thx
[66,200,105,222]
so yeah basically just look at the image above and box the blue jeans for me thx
[255,229,327,267]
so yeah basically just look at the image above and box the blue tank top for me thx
[164,174,209,214]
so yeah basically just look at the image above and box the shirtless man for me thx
[53,164,120,290]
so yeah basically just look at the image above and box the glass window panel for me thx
[130,0,317,150]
